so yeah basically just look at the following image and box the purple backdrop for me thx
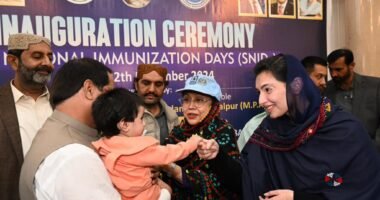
[0,0,326,133]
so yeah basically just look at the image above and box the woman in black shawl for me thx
[198,54,380,199]
[161,74,240,199]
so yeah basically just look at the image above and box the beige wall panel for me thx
[327,0,380,77]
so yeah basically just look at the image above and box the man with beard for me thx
[301,56,328,93]
[326,48,380,150]
[19,58,120,200]
[0,33,53,200]
[134,64,179,144]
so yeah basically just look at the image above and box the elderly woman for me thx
[198,54,380,200]
[161,74,240,199]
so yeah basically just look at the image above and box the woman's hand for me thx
[160,163,183,183]
[258,189,294,200]
[150,166,160,185]
[197,139,219,160]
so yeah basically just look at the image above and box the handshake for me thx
[194,136,220,160]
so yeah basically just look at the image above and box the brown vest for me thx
[19,111,99,200]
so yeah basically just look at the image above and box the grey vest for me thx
[19,110,99,200]
[143,99,179,143]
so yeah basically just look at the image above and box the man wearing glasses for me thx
[134,64,179,144]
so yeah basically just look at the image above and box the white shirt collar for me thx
[10,80,50,103]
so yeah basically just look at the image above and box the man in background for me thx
[134,64,179,144]
[19,58,120,199]
[326,48,380,149]
[301,55,328,93]
[0,33,53,200]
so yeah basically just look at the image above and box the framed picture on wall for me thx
[269,0,296,19]
[122,0,151,8]
[0,0,25,6]
[298,0,323,20]
[238,0,268,17]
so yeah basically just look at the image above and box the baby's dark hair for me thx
[92,88,143,137]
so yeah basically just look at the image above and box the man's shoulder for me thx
[0,84,16,116]
[33,143,121,200]
[325,80,337,95]
[353,73,380,91]
[48,143,98,160]
[326,80,335,87]
[160,100,178,118]
[160,99,172,109]
[0,83,12,97]
[37,144,101,174]
[0,83,8,89]
[357,73,380,83]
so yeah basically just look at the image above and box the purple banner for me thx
[0,0,326,133]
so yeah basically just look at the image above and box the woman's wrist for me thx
[165,163,182,182]
[162,163,175,174]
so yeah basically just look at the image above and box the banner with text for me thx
[0,0,326,133]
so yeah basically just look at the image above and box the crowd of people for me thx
[1,33,380,200]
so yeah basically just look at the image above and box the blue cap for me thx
[176,74,222,101]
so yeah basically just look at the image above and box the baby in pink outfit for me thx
[92,88,202,200]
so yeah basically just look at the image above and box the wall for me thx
[327,0,380,77]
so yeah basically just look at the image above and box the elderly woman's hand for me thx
[258,189,294,200]
[197,139,219,160]
[150,166,160,184]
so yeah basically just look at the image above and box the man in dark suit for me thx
[270,0,294,15]
[0,33,53,200]
[325,49,380,150]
